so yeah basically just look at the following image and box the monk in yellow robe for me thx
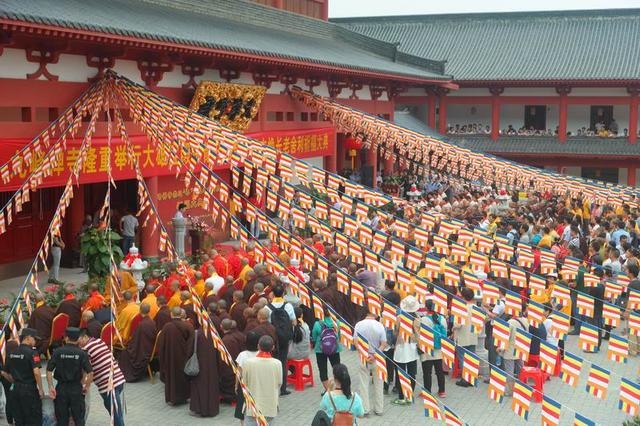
[106,270,139,313]
[236,258,253,289]
[115,290,140,344]
[167,280,182,310]
[141,284,159,319]
[193,271,206,300]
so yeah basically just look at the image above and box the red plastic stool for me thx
[286,359,314,391]
[519,367,544,403]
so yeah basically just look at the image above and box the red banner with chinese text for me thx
[0,127,335,191]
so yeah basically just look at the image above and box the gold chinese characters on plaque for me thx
[189,81,266,132]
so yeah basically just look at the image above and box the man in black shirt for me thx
[380,281,400,394]
[2,328,45,425]
[46,327,93,426]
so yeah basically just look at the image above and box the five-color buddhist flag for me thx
[628,288,640,311]
[470,305,486,334]
[338,321,353,348]
[551,284,572,308]
[367,291,382,317]
[541,395,562,426]
[424,254,441,280]
[607,334,629,363]
[528,274,546,297]
[629,311,640,337]
[398,368,414,401]
[462,351,480,386]
[355,334,370,366]
[603,302,621,327]
[514,328,532,362]
[539,340,559,375]
[509,266,528,288]
[406,246,423,272]
[441,337,456,369]
[491,259,509,278]
[443,262,460,287]
[579,322,600,352]
[462,270,482,293]
[350,280,365,306]
[373,349,387,382]
[443,406,463,426]
[421,388,443,420]
[482,281,500,305]
[505,290,522,316]
[450,296,468,326]
[433,235,449,255]
[312,295,324,320]
[550,311,570,340]
[576,293,594,318]
[585,363,610,400]
[418,322,434,356]
[469,251,487,272]
[492,318,511,351]
[574,413,595,426]
[398,310,414,342]
[511,381,533,421]
[560,352,583,388]
[619,377,640,416]
[381,302,396,329]
[527,300,545,327]
[414,276,430,304]
[433,286,448,316]
[488,366,507,404]
[396,267,413,294]
[336,270,349,295]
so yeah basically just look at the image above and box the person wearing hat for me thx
[2,328,45,425]
[46,327,93,426]
[392,296,419,405]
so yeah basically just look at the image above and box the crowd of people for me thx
[446,118,631,138]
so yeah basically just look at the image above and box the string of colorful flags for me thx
[290,86,639,208]
[112,81,625,426]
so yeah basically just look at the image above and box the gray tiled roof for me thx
[335,9,640,82]
[394,111,640,157]
[0,0,450,82]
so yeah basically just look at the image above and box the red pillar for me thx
[490,87,504,141]
[629,167,637,186]
[383,155,394,176]
[427,92,437,129]
[628,87,639,144]
[321,0,329,20]
[365,148,378,189]
[142,176,159,258]
[437,89,449,134]
[556,86,571,143]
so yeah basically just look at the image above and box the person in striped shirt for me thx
[78,329,126,426]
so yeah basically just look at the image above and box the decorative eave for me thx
[1,19,455,87]
[457,79,640,88]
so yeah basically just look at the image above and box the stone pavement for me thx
[0,269,635,425]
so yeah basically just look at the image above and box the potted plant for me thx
[80,226,124,279]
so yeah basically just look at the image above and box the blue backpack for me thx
[432,316,447,350]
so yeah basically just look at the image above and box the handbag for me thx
[184,330,200,377]
[328,391,356,426]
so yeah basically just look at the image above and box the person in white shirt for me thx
[392,296,419,405]
[354,312,387,416]
[204,266,225,295]
[234,331,260,423]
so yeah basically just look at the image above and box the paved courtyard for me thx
[0,269,635,425]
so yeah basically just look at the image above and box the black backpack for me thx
[292,321,304,344]
[269,302,293,343]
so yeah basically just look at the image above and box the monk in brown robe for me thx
[28,293,54,354]
[179,291,198,328]
[247,283,266,307]
[187,317,221,417]
[251,307,278,353]
[242,270,258,302]
[229,291,248,331]
[217,300,231,323]
[219,318,246,403]
[119,303,158,382]
[217,276,235,307]
[243,307,259,333]
[154,296,171,331]
[158,307,194,405]
[55,284,81,327]
[81,310,102,338]
[202,281,218,308]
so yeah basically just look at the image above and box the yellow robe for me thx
[193,279,206,300]
[168,291,182,310]
[115,302,140,344]
[237,264,253,288]
[141,293,159,319]
[106,270,139,313]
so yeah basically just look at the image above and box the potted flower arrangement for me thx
[188,215,210,257]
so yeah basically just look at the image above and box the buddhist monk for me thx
[158,306,194,405]
[145,270,163,296]
[250,307,278,353]
[242,270,258,302]
[219,318,246,403]
[208,302,223,335]
[179,291,198,328]
[82,310,102,338]
[82,283,105,313]
[210,249,230,278]
[217,276,234,307]
[192,271,206,300]
[155,296,171,331]
[119,303,158,382]
[198,254,211,278]
[247,283,266,307]
[187,317,220,417]
[141,284,159,319]
[167,280,182,309]
[115,291,140,344]
[226,246,244,279]
[202,281,217,308]
[243,307,258,333]
[55,284,81,327]
[229,291,248,331]
[28,293,54,354]
[217,300,231,323]
[236,258,252,289]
